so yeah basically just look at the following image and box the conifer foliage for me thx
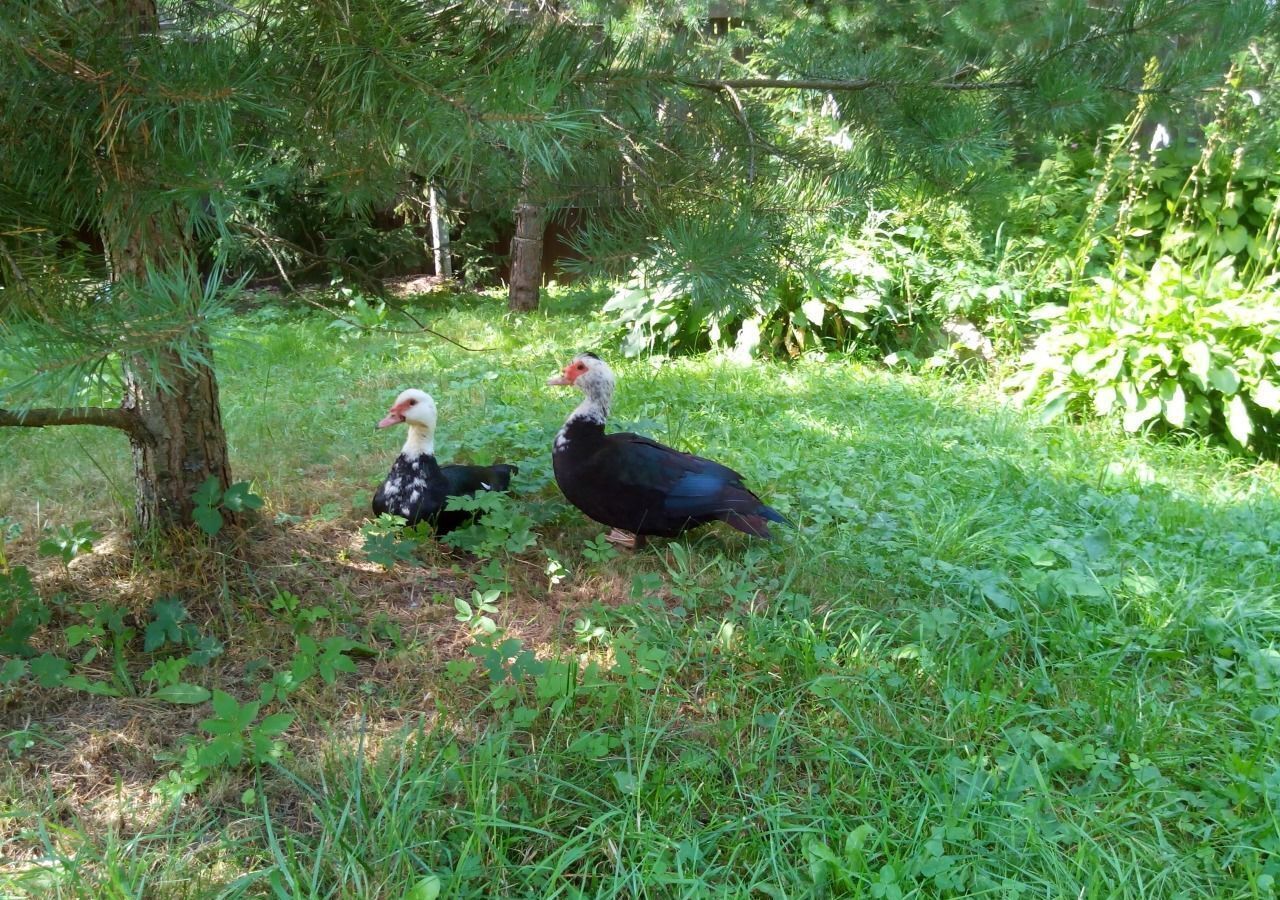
[0,0,1269,529]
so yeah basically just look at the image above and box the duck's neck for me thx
[565,382,612,428]
[401,424,435,458]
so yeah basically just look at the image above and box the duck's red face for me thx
[546,358,590,386]
[378,389,435,428]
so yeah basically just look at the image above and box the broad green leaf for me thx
[1160,381,1187,428]
[1222,227,1249,254]
[1073,346,1117,376]
[211,689,240,720]
[1226,394,1253,446]
[975,572,1016,611]
[1209,365,1241,395]
[1092,385,1117,416]
[145,597,189,651]
[1182,342,1211,386]
[403,876,442,900]
[61,675,122,696]
[0,658,28,684]
[1082,528,1112,561]
[65,624,97,647]
[193,476,223,508]
[1252,379,1280,413]
[1039,389,1070,423]
[1053,570,1106,599]
[193,505,223,537]
[29,654,69,688]
[1122,395,1161,432]
[256,712,295,736]
[800,299,826,328]
[154,683,212,705]
[221,482,264,512]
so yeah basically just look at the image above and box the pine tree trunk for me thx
[124,348,232,532]
[428,183,453,280]
[107,203,234,532]
[508,198,545,311]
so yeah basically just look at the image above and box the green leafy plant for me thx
[291,635,368,686]
[37,521,101,567]
[359,514,432,569]
[197,690,294,769]
[141,656,190,688]
[443,492,536,556]
[454,590,501,636]
[0,568,48,658]
[140,657,210,704]
[1012,256,1280,455]
[581,533,619,564]
[605,204,1041,362]
[468,633,546,685]
[472,559,511,596]
[65,601,134,694]
[192,478,264,537]
[269,591,331,633]
[145,597,193,652]
[0,516,20,570]
[573,617,608,648]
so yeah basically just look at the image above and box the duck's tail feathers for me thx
[722,503,790,539]
[488,463,518,491]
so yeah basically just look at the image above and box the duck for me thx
[547,353,787,548]
[372,388,517,534]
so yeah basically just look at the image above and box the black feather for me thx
[552,419,785,539]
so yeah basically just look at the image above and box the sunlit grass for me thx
[2,289,1279,897]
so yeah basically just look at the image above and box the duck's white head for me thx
[547,352,614,423]
[378,388,437,455]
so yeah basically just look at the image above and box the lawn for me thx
[2,289,1279,897]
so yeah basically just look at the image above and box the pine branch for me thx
[678,76,1031,93]
[1039,0,1208,68]
[0,405,139,435]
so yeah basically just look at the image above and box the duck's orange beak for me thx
[546,363,572,386]
[378,401,408,428]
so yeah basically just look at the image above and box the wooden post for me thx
[508,196,545,311]
[428,183,452,280]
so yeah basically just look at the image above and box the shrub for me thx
[1011,256,1280,456]
[604,205,1047,360]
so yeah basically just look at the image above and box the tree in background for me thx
[0,0,1270,529]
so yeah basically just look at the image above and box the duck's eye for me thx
[407,399,417,406]
[575,362,587,371]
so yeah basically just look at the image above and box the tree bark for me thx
[122,347,232,532]
[508,197,545,311]
[428,183,452,280]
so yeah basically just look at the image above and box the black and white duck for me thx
[372,388,516,534]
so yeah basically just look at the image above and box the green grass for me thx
[2,289,1279,897]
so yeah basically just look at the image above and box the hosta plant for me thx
[1011,256,1280,456]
